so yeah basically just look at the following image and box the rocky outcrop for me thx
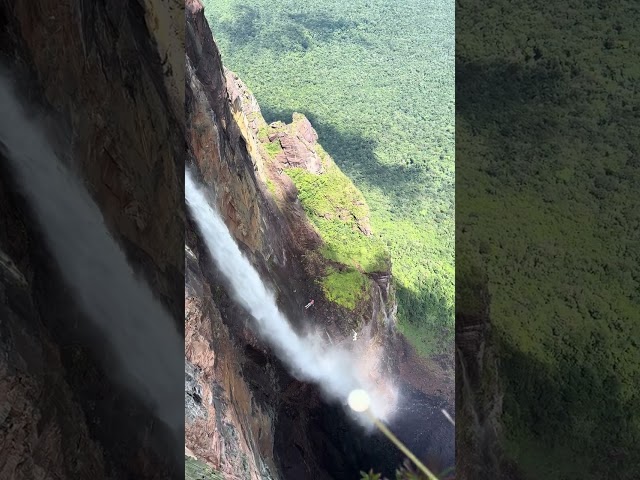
[266,115,323,174]
[0,1,184,478]
[223,69,376,250]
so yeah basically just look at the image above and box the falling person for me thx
[304,299,314,310]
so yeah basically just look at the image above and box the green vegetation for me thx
[458,1,640,478]
[289,144,368,224]
[313,216,387,273]
[263,139,283,158]
[207,0,454,354]
[321,268,370,311]
[185,456,224,480]
[264,177,277,195]
[257,125,270,142]
[360,470,382,480]
[285,144,386,311]
[284,146,389,274]
[359,461,452,480]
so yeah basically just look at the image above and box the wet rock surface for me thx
[0,168,108,479]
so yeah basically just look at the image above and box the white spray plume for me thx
[185,170,398,424]
[0,75,183,439]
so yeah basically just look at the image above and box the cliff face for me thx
[1,0,184,302]
[184,2,399,479]
[185,2,454,479]
[0,1,183,478]
[0,191,107,479]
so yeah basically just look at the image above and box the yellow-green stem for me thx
[366,410,439,480]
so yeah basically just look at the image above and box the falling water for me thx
[0,74,183,440]
[185,169,398,424]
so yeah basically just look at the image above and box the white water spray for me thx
[185,170,397,423]
[0,75,183,438]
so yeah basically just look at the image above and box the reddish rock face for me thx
[185,6,284,478]
[186,0,204,14]
[267,117,323,174]
[185,251,280,480]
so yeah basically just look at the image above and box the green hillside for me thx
[206,0,454,356]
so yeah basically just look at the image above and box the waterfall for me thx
[185,169,398,424]
[0,74,183,441]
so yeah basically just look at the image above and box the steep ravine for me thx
[185,2,454,478]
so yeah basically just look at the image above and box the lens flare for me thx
[348,389,371,412]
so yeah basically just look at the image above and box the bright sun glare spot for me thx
[348,389,371,413]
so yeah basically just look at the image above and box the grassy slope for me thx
[285,144,389,273]
[254,114,386,310]
[458,1,640,477]
[207,0,454,356]
[285,141,385,310]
